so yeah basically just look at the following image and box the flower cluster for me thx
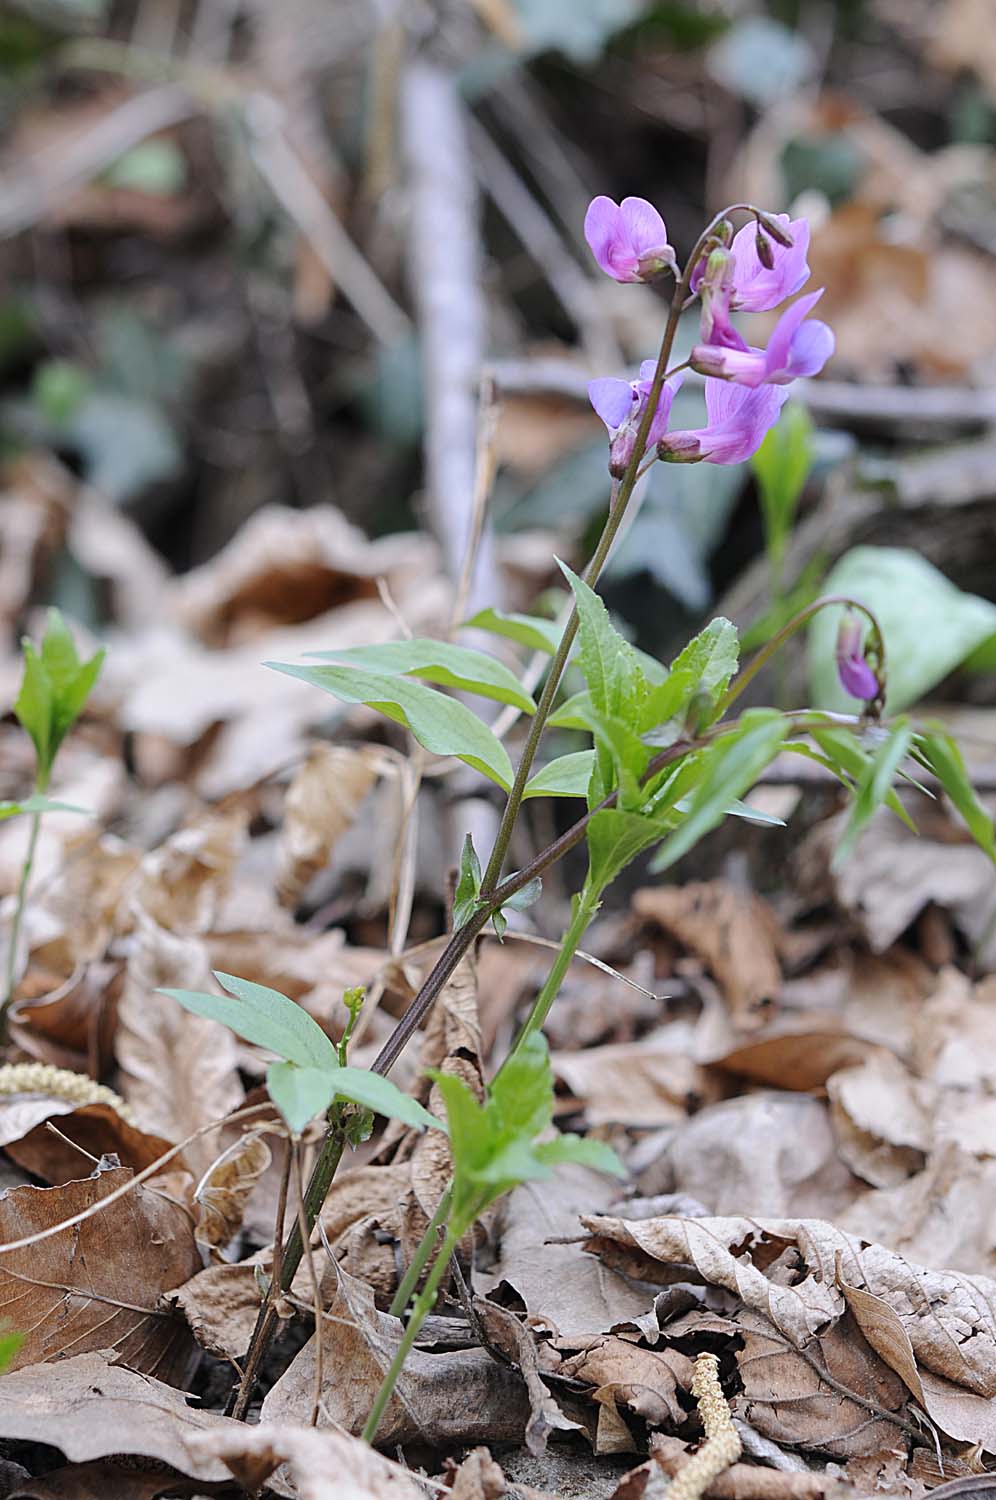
[583,198,834,475]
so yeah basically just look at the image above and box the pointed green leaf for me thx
[833,719,914,867]
[558,562,648,725]
[534,1133,626,1178]
[159,972,337,1069]
[267,1061,338,1135]
[13,643,53,774]
[464,607,563,656]
[523,750,596,800]
[453,833,483,932]
[548,690,596,731]
[587,807,672,893]
[915,725,996,866]
[811,724,916,832]
[332,1066,443,1132]
[267,663,514,790]
[307,639,536,714]
[643,618,740,737]
[650,711,786,874]
[0,796,89,821]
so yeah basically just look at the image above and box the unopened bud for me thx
[755,229,775,269]
[713,218,734,248]
[658,434,703,465]
[756,212,794,248]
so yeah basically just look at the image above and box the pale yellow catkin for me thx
[0,1063,135,1124]
[663,1352,743,1500]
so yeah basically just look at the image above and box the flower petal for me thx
[584,197,628,280]
[588,376,637,431]
[731,215,811,312]
[786,318,835,380]
[619,197,669,257]
[699,381,790,463]
[764,288,824,375]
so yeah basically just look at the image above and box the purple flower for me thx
[697,247,748,352]
[836,614,879,701]
[658,379,790,466]
[588,362,684,476]
[584,196,677,284]
[729,214,811,311]
[691,290,835,387]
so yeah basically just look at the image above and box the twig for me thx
[292,1142,324,1427]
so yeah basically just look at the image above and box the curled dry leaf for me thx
[827,1053,933,1188]
[130,808,248,936]
[633,882,783,1027]
[183,1420,426,1500]
[473,1295,583,1457]
[551,1039,720,1128]
[0,1352,236,1481]
[194,1130,273,1251]
[5,1101,180,1187]
[580,1212,996,1450]
[0,1164,200,1383]
[558,1336,692,1431]
[260,1262,530,1448]
[277,743,381,905]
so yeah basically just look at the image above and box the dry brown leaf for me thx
[708,1025,872,1092]
[5,1101,180,1187]
[276,744,382,905]
[635,1093,860,1220]
[612,1433,831,1500]
[260,1262,530,1447]
[115,911,243,1175]
[736,1306,908,1457]
[551,1039,720,1128]
[827,1054,933,1188]
[183,1420,425,1500]
[474,1163,651,1339]
[0,1164,199,1382]
[10,961,121,1075]
[473,1296,583,1456]
[194,1130,273,1250]
[558,1336,691,1430]
[27,834,141,981]
[0,1352,237,1481]
[0,453,72,634]
[443,1448,508,1500]
[130,808,248,935]
[6,1458,195,1500]
[633,884,782,1026]
[581,1212,996,1449]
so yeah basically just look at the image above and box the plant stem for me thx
[502,886,601,1067]
[362,1224,461,1446]
[388,1187,451,1318]
[1,808,42,1036]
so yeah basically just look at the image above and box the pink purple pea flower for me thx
[692,214,811,315]
[588,362,684,476]
[584,196,678,284]
[690,289,835,387]
[836,614,879,701]
[656,379,790,466]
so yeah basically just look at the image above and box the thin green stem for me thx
[715,594,887,720]
[362,1224,462,1446]
[388,1187,451,1319]
[503,887,601,1068]
[2,807,42,1033]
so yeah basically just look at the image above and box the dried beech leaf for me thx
[183,1420,426,1500]
[0,1165,199,1382]
[0,1352,236,1480]
[277,744,381,905]
[194,1130,272,1250]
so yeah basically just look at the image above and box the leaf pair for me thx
[14,610,104,789]
[452,834,540,939]
[160,972,442,1138]
[434,1032,624,1231]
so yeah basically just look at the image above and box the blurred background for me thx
[1,0,996,799]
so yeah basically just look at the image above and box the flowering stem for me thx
[1,805,42,1036]
[478,204,755,900]
[714,594,887,720]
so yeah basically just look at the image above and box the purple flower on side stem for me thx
[691,214,811,332]
[584,197,678,284]
[657,379,790,466]
[588,362,684,476]
[836,614,879,701]
[691,290,835,387]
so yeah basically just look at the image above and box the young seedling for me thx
[2,610,103,1029]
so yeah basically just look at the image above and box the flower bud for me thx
[755,229,775,270]
[835,613,879,701]
[713,218,734,248]
[756,212,794,248]
[657,433,703,464]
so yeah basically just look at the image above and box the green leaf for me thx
[13,644,53,774]
[307,639,536,714]
[267,662,514,790]
[534,1133,626,1178]
[464,607,562,656]
[587,807,671,893]
[834,719,914,867]
[453,833,483,931]
[915,725,996,866]
[160,972,338,1069]
[13,610,104,780]
[810,724,916,832]
[548,690,596,731]
[0,1330,24,1375]
[809,548,996,712]
[750,401,813,572]
[0,795,89,821]
[330,1066,443,1133]
[644,618,740,738]
[267,1061,338,1135]
[650,711,786,874]
[558,562,648,725]
[523,750,596,800]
